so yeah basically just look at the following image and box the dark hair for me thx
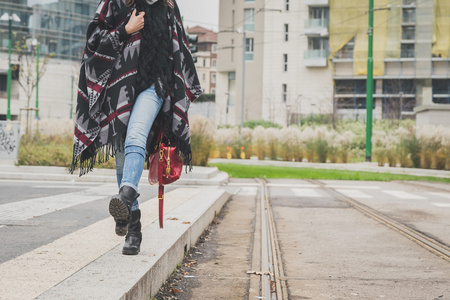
[126,0,171,7]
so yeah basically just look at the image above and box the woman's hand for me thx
[125,9,145,34]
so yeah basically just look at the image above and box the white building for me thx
[216,0,333,127]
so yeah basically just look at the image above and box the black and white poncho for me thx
[70,0,201,176]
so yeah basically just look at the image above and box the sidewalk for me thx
[209,158,450,179]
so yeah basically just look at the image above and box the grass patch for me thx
[210,163,450,183]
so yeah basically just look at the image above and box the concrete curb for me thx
[0,165,229,185]
[209,158,450,179]
[37,189,230,300]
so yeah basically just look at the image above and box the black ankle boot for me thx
[109,186,139,236]
[123,209,142,255]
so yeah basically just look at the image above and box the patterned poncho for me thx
[70,0,201,176]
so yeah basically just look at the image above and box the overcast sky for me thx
[177,0,219,32]
[27,0,220,32]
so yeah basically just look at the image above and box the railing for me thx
[304,49,330,59]
[304,18,329,29]
[304,0,329,6]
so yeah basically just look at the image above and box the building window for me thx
[203,59,206,67]
[202,74,206,81]
[335,38,354,59]
[212,74,216,83]
[212,89,216,94]
[402,25,415,40]
[212,60,217,67]
[283,54,288,72]
[401,44,415,58]
[212,44,217,53]
[284,24,289,42]
[308,37,330,58]
[245,0,255,2]
[245,38,254,61]
[403,7,416,23]
[309,7,329,22]
[282,84,287,102]
[285,0,289,11]
[244,8,255,32]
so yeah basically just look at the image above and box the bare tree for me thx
[15,37,54,134]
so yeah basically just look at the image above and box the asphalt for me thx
[0,163,231,299]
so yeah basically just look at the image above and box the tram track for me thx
[308,179,450,262]
[249,178,449,299]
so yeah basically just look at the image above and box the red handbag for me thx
[148,142,183,228]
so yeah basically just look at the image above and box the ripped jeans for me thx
[115,85,163,211]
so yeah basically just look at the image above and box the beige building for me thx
[217,0,450,127]
[187,26,218,95]
[216,0,333,127]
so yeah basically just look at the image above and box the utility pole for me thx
[70,75,74,119]
[35,42,40,119]
[1,13,21,121]
[6,17,12,120]
[365,0,374,162]
[241,31,246,133]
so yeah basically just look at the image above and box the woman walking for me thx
[70,0,201,255]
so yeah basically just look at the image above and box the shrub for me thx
[189,115,214,166]
[265,128,279,160]
[214,127,238,158]
[252,126,266,160]
[18,133,73,167]
[244,119,282,129]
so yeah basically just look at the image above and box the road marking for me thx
[227,182,260,186]
[0,184,117,221]
[291,188,322,198]
[238,187,258,196]
[32,185,88,189]
[326,185,381,190]
[383,190,426,199]
[336,189,373,199]
[0,188,202,300]
[267,183,318,188]
[0,179,101,185]
[432,203,450,208]
[429,192,450,200]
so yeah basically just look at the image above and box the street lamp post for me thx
[1,13,21,121]
[310,103,316,128]
[32,39,40,119]
[240,30,246,133]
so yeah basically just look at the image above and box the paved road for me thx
[0,179,175,264]
[175,179,450,299]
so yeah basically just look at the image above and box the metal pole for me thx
[70,75,74,119]
[6,18,12,121]
[365,0,374,162]
[35,43,40,119]
[241,31,246,133]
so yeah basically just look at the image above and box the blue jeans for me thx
[115,85,163,210]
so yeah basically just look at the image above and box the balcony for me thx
[304,0,329,6]
[304,19,329,36]
[304,49,329,67]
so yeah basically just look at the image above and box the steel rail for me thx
[309,180,450,262]
[262,179,289,299]
[255,179,288,299]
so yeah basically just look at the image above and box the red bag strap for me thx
[158,146,165,228]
